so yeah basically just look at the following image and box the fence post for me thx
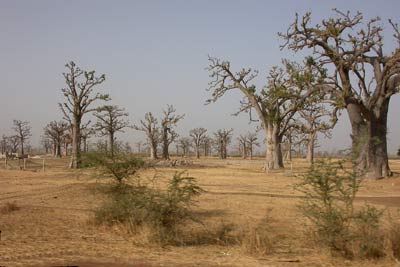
[23,158,26,170]
[42,159,45,172]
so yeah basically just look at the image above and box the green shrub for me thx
[296,159,385,259]
[85,151,145,184]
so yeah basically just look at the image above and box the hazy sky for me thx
[1,0,400,154]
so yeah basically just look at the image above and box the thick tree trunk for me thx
[266,125,284,169]
[241,143,247,159]
[70,119,81,169]
[346,101,391,179]
[195,145,200,159]
[306,132,316,164]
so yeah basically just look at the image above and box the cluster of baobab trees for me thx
[7,10,398,180]
[206,10,400,179]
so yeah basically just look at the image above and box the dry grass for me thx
[0,157,399,267]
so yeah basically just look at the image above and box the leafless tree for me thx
[133,112,160,160]
[189,127,207,159]
[279,10,400,178]
[213,129,233,159]
[40,136,52,154]
[80,121,95,153]
[59,61,109,168]
[7,135,20,154]
[43,121,69,157]
[12,120,31,155]
[135,141,143,154]
[237,135,248,159]
[0,135,8,154]
[94,105,130,157]
[161,105,185,160]
[297,99,335,164]
[178,137,191,157]
[207,58,318,169]
[202,135,212,157]
[246,132,259,160]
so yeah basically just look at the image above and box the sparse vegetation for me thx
[95,171,204,245]
[297,159,386,259]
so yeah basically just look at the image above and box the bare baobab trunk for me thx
[149,141,158,160]
[195,146,200,159]
[266,124,284,169]
[306,132,316,164]
[162,129,170,160]
[347,101,391,178]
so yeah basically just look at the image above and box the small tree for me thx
[133,112,160,160]
[189,127,207,159]
[59,61,109,168]
[94,105,131,158]
[12,120,31,155]
[161,105,185,160]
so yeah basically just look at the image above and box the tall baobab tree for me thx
[213,129,233,159]
[43,121,69,157]
[280,10,400,178]
[94,105,130,157]
[12,120,31,156]
[133,112,160,160]
[161,105,184,160]
[59,61,109,168]
[189,127,207,159]
[8,135,20,154]
[207,58,320,169]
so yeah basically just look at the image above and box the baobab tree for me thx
[94,105,130,157]
[237,135,248,159]
[202,135,212,157]
[12,120,31,156]
[43,121,69,157]
[213,129,233,159]
[80,121,95,153]
[246,132,259,160]
[297,99,336,164]
[177,137,191,157]
[59,61,109,168]
[0,135,8,154]
[161,105,184,160]
[40,136,52,154]
[133,112,160,160]
[7,135,19,153]
[207,58,321,169]
[280,10,400,178]
[189,127,207,159]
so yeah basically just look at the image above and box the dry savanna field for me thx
[0,157,400,267]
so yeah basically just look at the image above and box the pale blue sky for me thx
[1,0,399,154]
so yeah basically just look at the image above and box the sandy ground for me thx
[0,157,400,267]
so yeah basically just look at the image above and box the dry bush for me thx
[95,172,204,245]
[0,201,20,214]
[238,211,277,256]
